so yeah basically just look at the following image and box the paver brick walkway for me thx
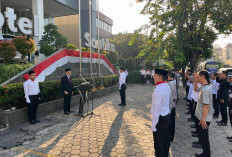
[0,84,231,157]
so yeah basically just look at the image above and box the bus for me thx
[205,61,221,73]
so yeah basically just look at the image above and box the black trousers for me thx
[219,102,228,123]
[119,84,126,105]
[229,108,232,127]
[153,115,170,157]
[213,94,219,116]
[169,108,176,141]
[28,95,39,122]
[63,94,71,113]
[186,85,190,99]
[141,75,145,84]
[196,119,211,157]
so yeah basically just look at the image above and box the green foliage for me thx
[39,23,68,52]
[103,75,119,88]
[110,33,144,61]
[125,57,136,70]
[12,37,36,59]
[39,45,55,57]
[0,75,119,110]
[145,61,152,70]
[0,63,33,84]
[0,41,16,63]
[107,51,118,65]
[137,0,232,71]
[127,71,141,83]
[66,44,77,51]
[118,58,126,67]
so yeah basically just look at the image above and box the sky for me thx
[99,0,232,48]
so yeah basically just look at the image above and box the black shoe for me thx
[186,112,191,115]
[190,124,196,128]
[119,104,126,106]
[192,141,200,145]
[188,118,194,122]
[34,120,40,123]
[64,112,69,115]
[216,120,223,123]
[218,122,227,126]
[227,136,232,140]
[192,143,202,149]
[195,153,203,157]
[191,131,197,134]
[229,139,232,142]
[213,115,218,118]
[192,133,198,137]
[30,121,36,125]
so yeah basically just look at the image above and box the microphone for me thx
[79,74,90,85]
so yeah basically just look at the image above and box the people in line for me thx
[216,71,229,126]
[140,67,146,84]
[210,73,220,118]
[151,69,171,157]
[193,71,213,157]
[167,71,177,142]
[146,69,151,84]
[151,68,155,85]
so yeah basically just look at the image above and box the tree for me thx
[107,51,118,65]
[0,41,16,63]
[39,45,55,57]
[125,57,136,70]
[118,58,126,67]
[39,24,68,52]
[110,33,145,62]
[136,0,232,71]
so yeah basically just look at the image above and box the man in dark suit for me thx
[217,71,229,126]
[61,68,74,115]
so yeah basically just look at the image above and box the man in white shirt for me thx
[125,68,129,83]
[210,73,220,118]
[151,69,171,157]
[119,67,127,106]
[151,68,155,85]
[140,67,146,84]
[23,71,41,124]
[167,71,177,142]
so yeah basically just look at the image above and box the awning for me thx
[2,0,78,18]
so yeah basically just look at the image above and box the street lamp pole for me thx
[89,0,93,78]
[97,0,100,77]
[79,0,82,75]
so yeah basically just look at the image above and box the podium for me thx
[73,82,93,117]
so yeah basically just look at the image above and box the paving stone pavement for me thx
[0,84,231,157]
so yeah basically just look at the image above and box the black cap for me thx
[120,67,125,71]
[155,69,168,76]
[65,68,71,72]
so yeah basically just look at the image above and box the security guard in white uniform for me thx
[151,69,171,157]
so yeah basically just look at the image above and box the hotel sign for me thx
[84,32,115,52]
[0,7,39,36]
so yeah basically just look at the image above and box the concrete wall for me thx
[0,85,118,127]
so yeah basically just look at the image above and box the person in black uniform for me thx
[61,68,74,115]
[216,71,229,126]
[226,74,232,142]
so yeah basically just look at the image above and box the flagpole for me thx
[79,0,82,75]
[89,0,93,78]
[97,0,100,77]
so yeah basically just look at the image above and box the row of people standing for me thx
[140,67,155,85]
[185,69,232,157]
